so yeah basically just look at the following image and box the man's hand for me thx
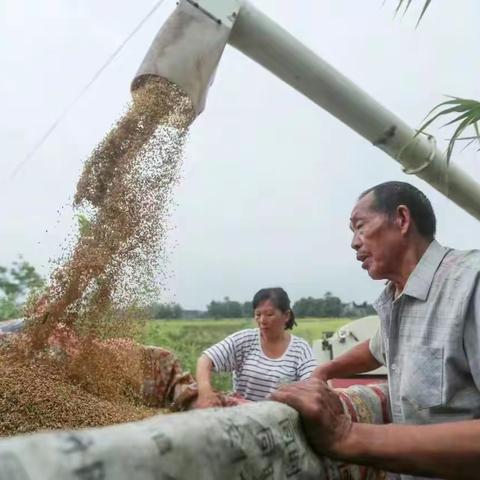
[270,378,351,457]
[311,365,331,383]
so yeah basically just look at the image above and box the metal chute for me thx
[132,0,242,116]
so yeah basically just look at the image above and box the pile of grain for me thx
[0,350,158,437]
[1,77,195,436]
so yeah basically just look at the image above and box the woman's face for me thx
[254,299,289,334]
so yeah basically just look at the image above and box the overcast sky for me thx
[1,0,480,310]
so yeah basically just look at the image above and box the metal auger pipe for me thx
[134,0,480,221]
[227,1,480,221]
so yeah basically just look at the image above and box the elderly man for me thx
[272,181,480,480]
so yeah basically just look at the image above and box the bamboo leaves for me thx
[417,97,480,164]
[390,1,480,162]
[394,0,432,27]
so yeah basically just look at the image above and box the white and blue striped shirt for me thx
[203,328,317,401]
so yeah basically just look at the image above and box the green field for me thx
[145,317,349,391]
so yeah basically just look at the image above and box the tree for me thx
[150,302,183,319]
[206,300,222,319]
[293,292,343,318]
[225,298,243,318]
[294,296,320,317]
[0,258,44,320]
[242,301,253,318]
[207,297,243,319]
[323,291,343,317]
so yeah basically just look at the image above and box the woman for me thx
[195,287,317,407]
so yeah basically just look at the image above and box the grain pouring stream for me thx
[0,77,195,436]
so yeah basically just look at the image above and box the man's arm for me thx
[271,379,480,480]
[314,339,382,381]
[337,420,480,479]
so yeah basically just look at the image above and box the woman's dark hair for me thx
[252,287,297,330]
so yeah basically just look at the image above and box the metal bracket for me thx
[186,0,242,28]
[401,131,437,175]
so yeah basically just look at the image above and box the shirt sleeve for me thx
[203,331,244,373]
[464,280,480,391]
[296,341,317,381]
[369,327,385,366]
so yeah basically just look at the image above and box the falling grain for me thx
[1,77,195,436]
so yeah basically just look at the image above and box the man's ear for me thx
[395,205,411,235]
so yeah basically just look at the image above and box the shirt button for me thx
[391,363,397,371]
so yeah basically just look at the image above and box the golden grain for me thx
[1,78,193,436]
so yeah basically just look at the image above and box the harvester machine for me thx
[2,1,480,478]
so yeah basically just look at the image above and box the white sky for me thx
[1,0,480,309]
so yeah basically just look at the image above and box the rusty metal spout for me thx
[132,0,242,117]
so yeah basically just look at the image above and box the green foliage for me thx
[294,293,375,318]
[242,301,252,317]
[147,319,251,390]
[0,258,44,320]
[144,317,349,391]
[0,295,22,320]
[206,297,245,319]
[150,302,183,319]
[76,213,92,237]
[391,1,480,162]
[148,294,371,321]
[0,260,43,297]
[417,97,480,163]
[294,292,343,317]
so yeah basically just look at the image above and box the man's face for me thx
[350,192,405,280]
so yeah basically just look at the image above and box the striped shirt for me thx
[203,328,317,401]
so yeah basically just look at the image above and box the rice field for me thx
[145,317,349,391]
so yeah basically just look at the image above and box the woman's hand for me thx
[195,355,222,408]
[194,390,223,409]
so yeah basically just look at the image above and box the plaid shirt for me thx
[370,240,480,417]
[370,240,480,479]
